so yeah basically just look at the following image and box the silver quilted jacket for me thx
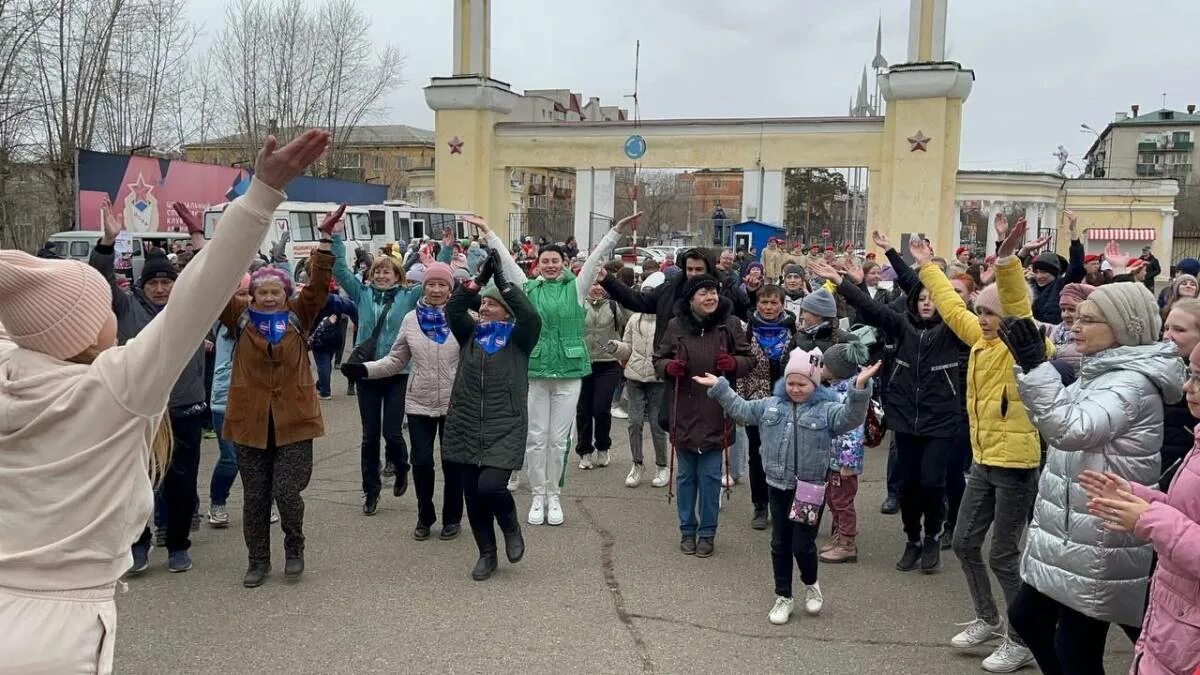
[1015,341,1185,628]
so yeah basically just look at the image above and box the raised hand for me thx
[855,361,882,389]
[172,202,205,236]
[1104,241,1131,271]
[100,199,124,244]
[994,212,1009,240]
[1064,209,1078,240]
[489,248,510,288]
[1025,233,1053,252]
[319,204,347,237]
[999,317,1047,373]
[871,230,893,251]
[615,211,643,235]
[463,214,491,237]
[808,260,842,284]
[442,228,455,246]
[997,217,1028,258]
[1078,470,1131,501]
[843,256,864,284]
[255,129,331,191]
[908,235,933,267]
[979,263,995,285]
[692,372,719,387]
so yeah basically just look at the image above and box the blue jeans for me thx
[210,410,240,506]
[313,350,335,398]
[676,449,723,537]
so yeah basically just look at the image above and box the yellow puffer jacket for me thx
[920,256,1051,469]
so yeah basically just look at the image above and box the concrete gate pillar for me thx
[574,169,615,250]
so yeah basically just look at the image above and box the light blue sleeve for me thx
[706,376,773,426]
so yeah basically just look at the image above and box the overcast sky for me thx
[186,0,1200,173]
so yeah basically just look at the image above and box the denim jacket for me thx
[707,376,871,489]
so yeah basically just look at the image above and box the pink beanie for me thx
[0,251,113,360]
[423,262,455,287]
[238,273,251,292]
[1059,283,1096,310]
[784,346,823,387]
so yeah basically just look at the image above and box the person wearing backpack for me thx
[218,211,338,588]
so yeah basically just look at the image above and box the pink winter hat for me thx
[784,346,824,387]
[422,262,455,287]
[0,251,113,360]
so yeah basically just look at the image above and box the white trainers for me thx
[579,453,595,470]
[208,503,229,528]
[721,472,734,488]
[595,450,610,467]
[981,638,1035,673]
[610,406,629,419]
[804,582,824,616]
[768,596,794,625]
[528,495,545,525]
[507,473,519,492]
[546,495,564,525]
[651,466,670,487]
[625,464,643,487]
[951,618,1003,648]
[269,503,280,524]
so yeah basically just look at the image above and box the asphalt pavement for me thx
[114,390,1135,674]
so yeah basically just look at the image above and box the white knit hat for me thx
[1086,282,1161,347]
[0,251,113,360]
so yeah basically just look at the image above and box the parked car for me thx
[612,246,666,275]
[50,230,193,282]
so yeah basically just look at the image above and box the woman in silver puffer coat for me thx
[998,282,1186,675]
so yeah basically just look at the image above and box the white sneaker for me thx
[804,582,824,616]
[546,495,564,525]
[721,472,734,488]
[596,450,610,467]
[768,596,794,625]
[651,466,670,488]
[610,406,629,419]
[208,503,229,528]
[269,503,280,524]
[951,618,1003,648]
[528,495,545,525]
[507,473,519,492]
[981,638,1035,673]
[625,464,643,487]
[579,453,595,470]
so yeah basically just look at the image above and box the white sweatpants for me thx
[0,584,116,674]
[526,378,582,496]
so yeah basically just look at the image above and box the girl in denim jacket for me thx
[696,346,877,626]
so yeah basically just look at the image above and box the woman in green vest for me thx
[467,213,639,527]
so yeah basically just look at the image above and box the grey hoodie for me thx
[1015,340,1186,627]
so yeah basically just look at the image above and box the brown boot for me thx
[819,537,839,554]
[819,536,858,564]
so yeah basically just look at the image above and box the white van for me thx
[365,201,476,250]
[203,201,375,276]
[49,230,193,281]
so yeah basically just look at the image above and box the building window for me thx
[396,155,409,170]
[714,178,722,188]
[1173,131,1192,144]
[373,155,383,170]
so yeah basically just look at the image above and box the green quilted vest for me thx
[525,272,590,379]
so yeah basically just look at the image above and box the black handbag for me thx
[345,298,395,366]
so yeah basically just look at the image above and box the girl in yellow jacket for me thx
[913,218,1051,674]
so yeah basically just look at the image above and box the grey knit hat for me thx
[1086,282,1161,347]
[800,288,838,319]
[823,341,869,380]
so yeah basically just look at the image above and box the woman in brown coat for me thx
[219,214,339,588]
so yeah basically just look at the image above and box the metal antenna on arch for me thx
[623,39,642,252]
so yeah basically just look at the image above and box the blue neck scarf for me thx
[751,312,790,361]
[475,321,515,355]
[416,304,450,344]
[247,308,290,345]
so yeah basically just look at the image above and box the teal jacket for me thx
[332,236,422,362]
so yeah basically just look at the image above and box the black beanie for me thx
[682,273,719,301]
[140,250,178,287]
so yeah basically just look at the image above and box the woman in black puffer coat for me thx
[444,252,541,581]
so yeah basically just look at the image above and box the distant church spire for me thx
[872,17,888,70]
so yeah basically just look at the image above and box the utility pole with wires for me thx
[622,39,646,281]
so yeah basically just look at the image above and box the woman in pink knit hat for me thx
[0,130,329,673]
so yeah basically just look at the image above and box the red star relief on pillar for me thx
[448,136,464,154]
[907,131,931,152]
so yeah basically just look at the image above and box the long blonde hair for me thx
[70,346,174,485]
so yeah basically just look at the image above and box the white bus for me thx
[365,201,476,249]
[203,201,376,270]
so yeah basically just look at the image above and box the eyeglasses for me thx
[1072,315,1106,327]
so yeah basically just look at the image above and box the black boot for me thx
[393,469,408,497]
[284,553,304,580]
[502,525,525,563]
[920,536,941,574]
[750,504,769,530]
[880,494,900,515]
[941,523,955,550]
[243,561,270,588]
[363,493,379,516]
[471,553,498,581]
[896,541,921,572]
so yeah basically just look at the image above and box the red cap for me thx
[1127,258,1146,271]
[955,246,970,256]
[824,246,834,252]
[1083,254,1100,264]
[809,244,820,251]
[865,252,876,260]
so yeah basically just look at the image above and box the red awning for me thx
[1085,228,1156,241]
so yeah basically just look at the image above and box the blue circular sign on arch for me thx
[624,134,647,160]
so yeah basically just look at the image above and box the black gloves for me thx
[340,363,368,381]
[999,317,1047,373]
[489,249,509,289]
[473,249,496,288]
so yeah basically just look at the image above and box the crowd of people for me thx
[1,130,1198,674]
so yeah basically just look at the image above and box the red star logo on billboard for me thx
[129,174,155,207]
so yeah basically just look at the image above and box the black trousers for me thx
[894,431,951,542]
[746,425,768,507]
[945,417,972,534]
[886,435,901,498]
[407,414,464,527]
[236,437,313,563]
[768,485,821,598]
[134,411,203,553]
[1008,582,1141,675]
[576,361,622,456]
[357,374,408,497]
[446,462,519,558]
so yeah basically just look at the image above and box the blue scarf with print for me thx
[416,304,450,344]
[247,308,290,345]
[751,313,791,361]
[475,321,515,355]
